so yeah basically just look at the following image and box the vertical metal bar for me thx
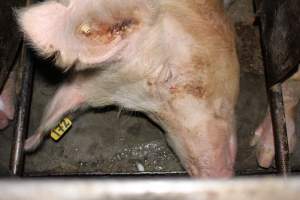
[9,0,34,178]
[9,46,34,177]
[254,0,290,176]
[268,84,290,175]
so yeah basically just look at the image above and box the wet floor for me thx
[1,0,300,176]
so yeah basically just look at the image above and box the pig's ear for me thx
[17,1,155,70]
[73,17,141,67]
[71,0,154,69]
[16,1,69,59]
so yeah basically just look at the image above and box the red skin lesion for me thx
[77,18,139,44]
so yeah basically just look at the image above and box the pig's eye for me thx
[77,19,139,44]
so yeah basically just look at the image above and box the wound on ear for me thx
[77,18,139,44]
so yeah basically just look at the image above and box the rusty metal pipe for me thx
[267,84,290,175]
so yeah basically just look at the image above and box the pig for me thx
[0,71,16,130]
[17,0,240,178]
[252,71,300,168]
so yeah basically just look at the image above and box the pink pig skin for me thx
[0,71,16,130]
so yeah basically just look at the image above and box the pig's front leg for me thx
[157,96,236,178]
[0,71,16,130]
[252,81,298,168]
[25,81,87,152]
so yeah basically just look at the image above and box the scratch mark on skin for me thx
[168,82,207,99]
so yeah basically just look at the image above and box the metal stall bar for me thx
[0,178,300,200]
[259,21,290,175]
[9,46,34,177]
[8,0,34,177]
[267,85,289,174]
[253,0,300,175]
[22,169,300,178]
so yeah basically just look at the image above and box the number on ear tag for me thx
[50,117,72,141]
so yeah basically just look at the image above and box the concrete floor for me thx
[1,0,300,176]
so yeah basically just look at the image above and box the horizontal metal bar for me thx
[22,169,300,178]
[0,177,300,200]
[24,171,188,178]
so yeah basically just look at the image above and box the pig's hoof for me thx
[256,144,274,168]
[251,128,275,168]
[0,111,9,130]
[24,134,43,152]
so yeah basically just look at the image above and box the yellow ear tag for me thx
[50,117,73,141]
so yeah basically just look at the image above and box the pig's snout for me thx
[187,164,234,178]
[185,146,235,178]
[164,108,237,178]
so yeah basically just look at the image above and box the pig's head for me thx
[17,0,158,71]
